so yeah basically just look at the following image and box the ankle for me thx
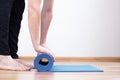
[0,55,11,61]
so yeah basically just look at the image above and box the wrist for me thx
[33,43,39,49]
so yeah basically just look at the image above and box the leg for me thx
[0,0,12,55]
[9,0,33,69]
[9,0,25,59]
[0,0,30,71]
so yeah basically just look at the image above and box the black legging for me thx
[0,0,25,59]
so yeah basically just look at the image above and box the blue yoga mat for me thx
[34,53,103,72]
[49,65,103,72]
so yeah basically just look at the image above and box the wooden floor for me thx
[0,62,120,80]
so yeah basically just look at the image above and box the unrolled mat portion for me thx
[34,53,103,72]
[49,65,103,72]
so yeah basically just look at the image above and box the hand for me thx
[34,45,55,61]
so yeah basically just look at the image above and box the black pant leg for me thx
[0,0,14,55]
[9,0,25,59]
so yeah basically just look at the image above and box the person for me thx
[0,0,54,71]
[28,0,54,57]
[0,0,32,71]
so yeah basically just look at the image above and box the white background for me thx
[18,0,120,57]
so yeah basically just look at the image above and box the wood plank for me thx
[20,56,120,62]
[0,62,120,80]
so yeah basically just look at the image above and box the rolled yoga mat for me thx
[34,53,103,72]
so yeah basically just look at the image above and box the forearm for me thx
[27,0,54,56]
[40,0,54,44]
[28,6,41,48]
[40,10,53,44]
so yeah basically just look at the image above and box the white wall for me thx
[18,0,120,57]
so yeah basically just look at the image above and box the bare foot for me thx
[15,59,34,69]
[0,55,30,71]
